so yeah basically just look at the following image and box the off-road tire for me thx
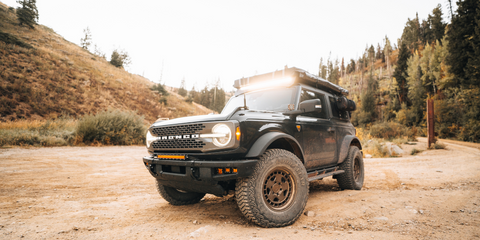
[156,180,206,205]
[337,146,364,190]
[235,149,309,228]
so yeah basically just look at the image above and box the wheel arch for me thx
[245,132,304,163]
[337,135,362,164]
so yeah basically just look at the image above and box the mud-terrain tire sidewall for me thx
[337,146,364,190]
[156,181,206,205]
[235,149,309,228]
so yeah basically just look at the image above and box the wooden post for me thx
[427,99,435,148]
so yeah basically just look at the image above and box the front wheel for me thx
[336,146,364,190]
[156,180,206,205]
[235,149,309,228]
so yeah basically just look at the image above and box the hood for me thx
[151,114,230,127]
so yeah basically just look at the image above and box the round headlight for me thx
[146,131,156,148]
[212,124,232,147]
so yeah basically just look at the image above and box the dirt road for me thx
[1,138,479,239]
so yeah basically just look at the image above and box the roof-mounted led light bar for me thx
[233,67,349,96]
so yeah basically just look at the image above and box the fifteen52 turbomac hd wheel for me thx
[235,149,309,228]
[336,146,364,190]
[156,180,206,205]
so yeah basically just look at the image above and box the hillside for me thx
[0,2,212,123]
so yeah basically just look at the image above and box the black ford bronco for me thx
[143,67,363,228]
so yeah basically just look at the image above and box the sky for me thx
[2,0,456,91]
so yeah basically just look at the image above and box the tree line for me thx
[178,79,226,113]
[325,1,479,142]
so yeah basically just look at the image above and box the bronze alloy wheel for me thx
[337,146,364,190]
[354,157,360,182]
[262,167,296,211]
[236,149,309,227]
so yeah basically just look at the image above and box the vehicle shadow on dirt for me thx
[309,178,343,192]
[150,178,343,227]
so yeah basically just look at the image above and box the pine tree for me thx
[109,49,131,68]
[406,52,425,125]
[419,43,436,95]
[401,14,421,50]
[429,4,446,44]
[393,42,411,104]
[318,57,327,79]
[465,3,480,86]
[80,27,92,51]
[446,0,479,86]
[178,78,187,97]
[16,0,38,29]
[358,73,377,125]
[368,45,375,66]
[384,36,392,76]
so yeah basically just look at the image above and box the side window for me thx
[299,89,327,119]
[329,96,349,120]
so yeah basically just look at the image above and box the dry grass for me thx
[0,117,76,147]
[0,118,76,130]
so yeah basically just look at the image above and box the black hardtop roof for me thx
[233,67,349,96]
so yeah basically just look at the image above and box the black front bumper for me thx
[142,156,257,195]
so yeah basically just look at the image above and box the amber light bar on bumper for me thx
[215,167,238,175]
[157,155,185,160]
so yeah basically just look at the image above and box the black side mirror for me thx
[283,99,322,121]
[299,99,322,113]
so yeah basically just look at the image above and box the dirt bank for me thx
[0,138,479,239]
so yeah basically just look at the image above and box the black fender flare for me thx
[245,132,304,160]
[337,135,362,164]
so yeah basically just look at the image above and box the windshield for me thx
[221,87,298,114]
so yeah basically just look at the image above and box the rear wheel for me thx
[156,180,206,205]
[235,149,308,228]
[337,146,364,190]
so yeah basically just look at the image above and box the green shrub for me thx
[0,128,72,146]
[159,96,168,105]
[410,148,423,155]
[431,141,446,149]
[75,109,146,145]
[151,83,169,96]
[369,122,410,140]
[459,119,480,143]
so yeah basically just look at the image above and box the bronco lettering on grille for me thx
[160,134,199,140]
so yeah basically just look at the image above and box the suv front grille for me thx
[152,139,205,149]
[150,123,206,150]
[150,124,205,136]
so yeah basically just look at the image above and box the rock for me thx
[436,170,443,173]
[116,79,123,83]
[385,143,404,156]
[188,226,212,238]
[193,220,197,224]
[375,217,388,221]
[304,211,315,217]
[365,154,372,158]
